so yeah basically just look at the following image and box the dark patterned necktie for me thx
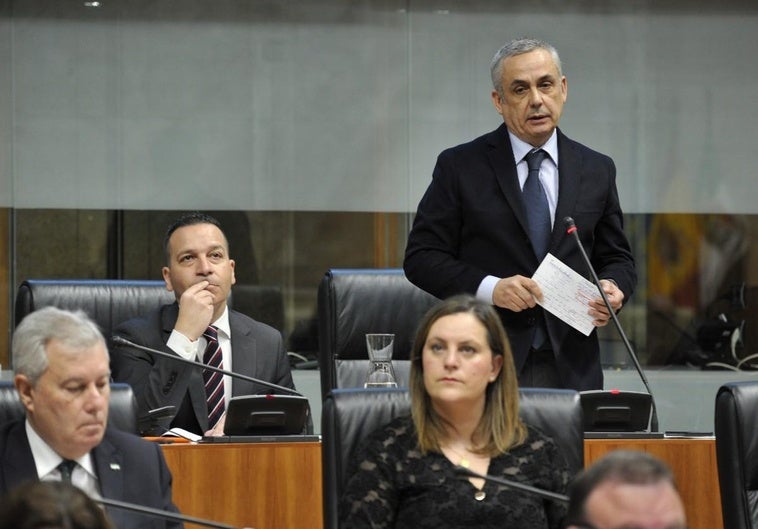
[524,149,551,349]
[202,325,225,429]
[58,459,77,482]
[523,149,551,260]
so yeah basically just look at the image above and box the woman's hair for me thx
[409,294,526,456]
[0,481,115,529]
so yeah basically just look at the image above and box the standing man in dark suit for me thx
[404,38,636,391]
[112,212,298,435]
[0,307,182,529]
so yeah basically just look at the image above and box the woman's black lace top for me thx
[339,415,570,529]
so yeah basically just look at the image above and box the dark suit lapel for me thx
[161,302,209,432]
[160,302,180,339]
[486,124,531,237]
[92,431,124,500]
[229,310,258,396]
[1,422,39,490]
[92,431,131,527]
[489,126,585,258]
[552,129,583,250]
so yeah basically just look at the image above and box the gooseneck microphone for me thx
[112,335,302,396]
[97,497,236,529]
[454,466,569,504]
[563,216,659,432]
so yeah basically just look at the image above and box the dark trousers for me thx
[517,348,563,389]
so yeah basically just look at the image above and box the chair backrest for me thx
[321,387,583,529]
[230,284,285,333]
[317,268,439,398]
[0,381,138,434]
[14,279,176,341]
[715,381,758,529]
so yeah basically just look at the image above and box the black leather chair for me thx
[15,278,287,336]
[317,269,439,398]
[14,279,176,338]
[231,284,285,334]
[321,387,583,529]
[0,381,138,433]
[715,381,758,529]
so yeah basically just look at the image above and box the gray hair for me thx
[566,450,677,525]
[490,38,563,95]
[12,307,107,384]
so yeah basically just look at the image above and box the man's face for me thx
[491,48,567,147]
[579,480,687,529]
[162,222,236,316]
[16,340,111,460]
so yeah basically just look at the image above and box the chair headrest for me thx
[318,268,439,362]
[14,279,175,339]
[0,381,137,434]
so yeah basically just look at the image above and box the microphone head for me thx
[563,216,576,229]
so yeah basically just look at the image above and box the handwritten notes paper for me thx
[531,253,598,336]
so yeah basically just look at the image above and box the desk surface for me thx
[160,441,323,529]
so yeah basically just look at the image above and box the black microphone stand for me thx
[564,217,659,432]
[112,335,301,396]
[97,497,237,529]
[454,466,568,503]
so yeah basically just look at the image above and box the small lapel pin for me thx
[110,463,121,471]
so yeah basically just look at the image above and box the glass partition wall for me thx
[3,1,758,380]
[10,209,757,372]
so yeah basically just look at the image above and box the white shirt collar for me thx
[25,419,97,480]
[508,129,559,166]
[212,305,231,340]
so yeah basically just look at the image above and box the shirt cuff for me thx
[167,329,202,361]
[476,275,500,305]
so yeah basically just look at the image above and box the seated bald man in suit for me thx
[111,212,300,436]
[0,307,182,529]
[564,450,687,529]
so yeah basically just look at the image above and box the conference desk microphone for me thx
[453,466,568,504]
[112,335,302,397]
[563,216,659,433]
[97,496,236,529]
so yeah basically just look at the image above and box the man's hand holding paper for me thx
[531,253,615,336]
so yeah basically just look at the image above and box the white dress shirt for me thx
[166,306,234,407]
[476,129,560,304]
[26,420,101,499]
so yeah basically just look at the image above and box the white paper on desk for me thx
[531,253,597,336]
[163,427,202,442]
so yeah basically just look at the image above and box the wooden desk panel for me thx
[584,438,722,529]
[161,441,323,529]
[160,438,719,529]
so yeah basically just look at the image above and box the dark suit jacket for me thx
[404,124,637,391]
[111,303,295,434]
[0,421,181,529]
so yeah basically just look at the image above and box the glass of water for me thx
[364,333,398,388]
